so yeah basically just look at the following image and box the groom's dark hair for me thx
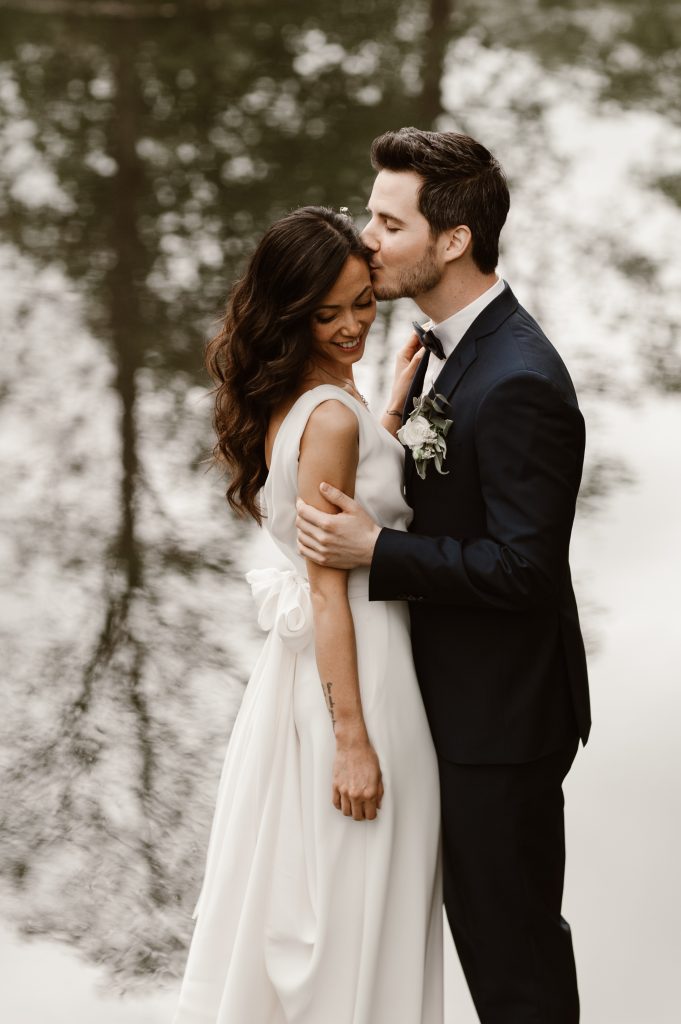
[370,127,510,274]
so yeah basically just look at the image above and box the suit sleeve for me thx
[369,370,585,609]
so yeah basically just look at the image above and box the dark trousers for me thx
[438,739,580,1024]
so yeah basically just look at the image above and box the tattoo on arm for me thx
[324,681,336,731]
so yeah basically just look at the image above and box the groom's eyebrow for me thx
[366,206,407,226]
[316,285,373,310]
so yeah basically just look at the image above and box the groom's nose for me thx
[360,220,379,250]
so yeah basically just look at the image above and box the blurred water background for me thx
[0,1,679,1021]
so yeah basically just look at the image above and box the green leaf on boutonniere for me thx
[396,392,453,479]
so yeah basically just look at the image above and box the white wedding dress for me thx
[173,386,443,1024]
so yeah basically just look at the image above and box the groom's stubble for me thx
[370,237,444,302]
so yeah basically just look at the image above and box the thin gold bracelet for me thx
[385,409,402,418]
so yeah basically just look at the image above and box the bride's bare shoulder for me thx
[298,399,359,505]
[266,389,358,466]
[300,396,359,447]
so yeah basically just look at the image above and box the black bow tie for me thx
[412,320,446,360]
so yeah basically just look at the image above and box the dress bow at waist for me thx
[245,567,314,652]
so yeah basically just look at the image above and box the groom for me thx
[297,128,591,1022]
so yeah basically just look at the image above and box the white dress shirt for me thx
[420,276,507,395]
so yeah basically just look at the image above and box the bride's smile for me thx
[310,254,376,371]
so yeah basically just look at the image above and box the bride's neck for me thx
[305,357,355,388]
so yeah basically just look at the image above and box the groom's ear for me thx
[442,224,472,264]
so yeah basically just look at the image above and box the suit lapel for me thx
[428,283,520,407]
[430,333,477,405]
[402,285,519,492]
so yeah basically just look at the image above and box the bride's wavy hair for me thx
[206,206,371,523]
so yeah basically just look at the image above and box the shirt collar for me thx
[424,276,507,361]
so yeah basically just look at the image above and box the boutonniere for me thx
[396,393,453,479]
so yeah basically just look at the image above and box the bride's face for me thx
[309,255,376,368]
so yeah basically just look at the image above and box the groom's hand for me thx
[296,483,381,569]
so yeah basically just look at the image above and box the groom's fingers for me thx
[295,516,327,548]
[296,519,333,565]
[298,540,325,564]
[319,482,355,511]
[296,497,334,531]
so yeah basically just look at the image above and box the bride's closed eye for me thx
[315,298,374,324]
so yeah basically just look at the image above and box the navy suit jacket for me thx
[369,284,591,763]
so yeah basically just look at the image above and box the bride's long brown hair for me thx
[206,206,371,523]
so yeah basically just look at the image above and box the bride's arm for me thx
[380,330,426,436]
[298,399,383,822]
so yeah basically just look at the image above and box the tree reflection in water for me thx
[0,0,678,989]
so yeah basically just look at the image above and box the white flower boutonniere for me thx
[397,393,453,479]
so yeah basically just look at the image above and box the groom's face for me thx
[362,170,444,301]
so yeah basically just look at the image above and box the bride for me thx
[172,206,443,1024]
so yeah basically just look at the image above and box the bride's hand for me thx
[332,733,384,821]
[388,331,426,411]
